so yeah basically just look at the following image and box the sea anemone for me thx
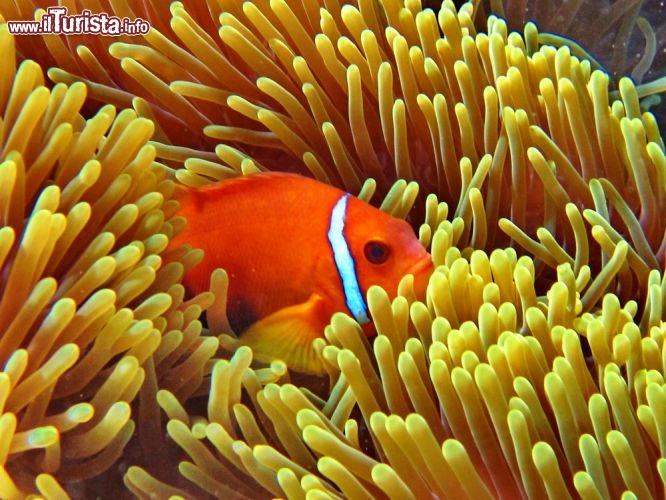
[472,0,666,129]
[127,216,666,498]
[0,21,217,497]
[475,0,666,84]
[0,0,665,498]
[6,0,664,292]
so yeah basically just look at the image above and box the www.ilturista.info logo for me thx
[6,6,150,36]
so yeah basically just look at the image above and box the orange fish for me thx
[171,172,433,373]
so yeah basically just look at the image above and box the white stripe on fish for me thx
[327,193,370,324]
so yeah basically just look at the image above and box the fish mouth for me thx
[407,253,434,276]
[405,253,434,299]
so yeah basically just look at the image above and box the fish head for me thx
[345,197,433,301]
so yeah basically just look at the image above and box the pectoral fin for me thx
[236,294,329,374]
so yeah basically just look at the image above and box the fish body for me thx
[171,172,432,373]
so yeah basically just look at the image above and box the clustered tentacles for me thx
[0,1,665,498]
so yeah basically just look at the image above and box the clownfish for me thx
[171,172,433,373]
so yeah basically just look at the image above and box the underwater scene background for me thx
[1,0,666,498]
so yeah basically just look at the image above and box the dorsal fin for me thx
[177,171,318,199]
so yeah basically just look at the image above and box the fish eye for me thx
[364,240,390,264]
